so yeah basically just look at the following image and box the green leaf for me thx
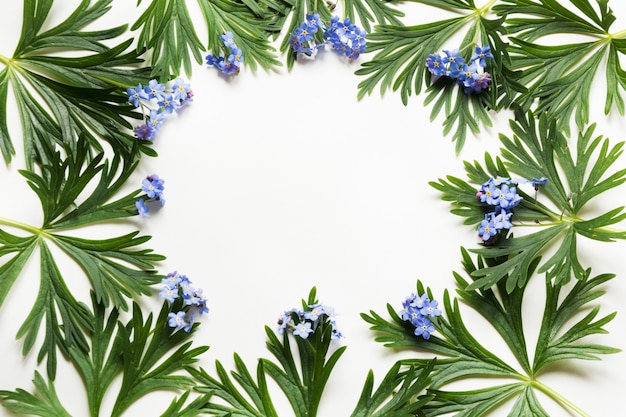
[350,362,434,417]
[363,256,619,415]
[422,383,525,417]
[110,299,209,417]
[190,357,279,417]
[2,293,209,417]
[355,1,519,151]
[1,0,153,169]
[432,110,626,290]
[0,139,164,379]
[133,0,282,77]
[0,371,72,417]
[16,241,93,380]
[533,270,621,370]
[495,0,626,132]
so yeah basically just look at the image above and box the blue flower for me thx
[470,45,494,68]
[426,54,446,76]
[136,199,149,217]
[442,49,464,70]
[184,313,195,332]
[496,183,521,210]
[228,47,244,66]
[172,77,192,102]
[491,209,513,231]
[127,83,148,107]
[148,109,165,130]
[142,174,165,199]
[306,13,325,33]
[293,321,314,339]
[168,311,186,329]
[304,304,325,320]
[144,79,166,101]
[133,124,155,141]
[162,271,182,288]
[457,63,478,85]
[531,177,548,190]
[220,31,237,49]
[464,72,491,94]
[158,93,178,114]
[413,317,435,340]
[478,181,500,206]
[420,299,442,317]
[160,286,179,303]
[478,216,498,242]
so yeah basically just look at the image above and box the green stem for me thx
[531,379,591,417]
[476,0,497,17]
[0,216,47,236]
[609,28,626,39]
[0,53,10,66]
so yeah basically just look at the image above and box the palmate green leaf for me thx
[1,293,208,417]
[190,288,434,417]
[356,2,521,151]
[0,140,164,378]
[362,252,618,416]
[342,0,405,33]
[494,0,626,133]
[133,0,281,78]
[350,362,434,417]
[431,110,626,290]
[0,372,72,417]
[190,356,279,417]
[0,0,154,169]
[421,383,526,417]
[158,391,213,417]
[110,300,209,417]
[16,241,93,380]
[362,284,522,389]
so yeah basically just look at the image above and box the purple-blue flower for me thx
[220,31,237,48]
[478,216,498,242]
[470,45,494,68]
[160,286,179,303]
[304,304,325,321]
[136,199,149,217]
[162,271,182,288]
[127,83,148,107]
[420,299,442,317]
[168,311,186,329]
[148,109,165,130]
[133,124,155,141]
[172,78,192,102]
[413,317,435,340]
[144,79,166,101]
[293,321,314,339]
[426,54,446,76]
[158,93,178,114]
[142,174,165,199]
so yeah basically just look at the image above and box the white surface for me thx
[1,1,625,416]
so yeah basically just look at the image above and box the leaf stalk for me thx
[530,379,591,417]
[0,216,46,236]
[0,53,10,66]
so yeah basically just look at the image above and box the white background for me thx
[1,1,625,416]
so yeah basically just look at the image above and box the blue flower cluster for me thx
[399,293,441,340]
[426,45,494,94]
[277,303,342,342]
[475,176,523,243]
[290,14,366,59]
[206,32,243,75]
[160,271,209,333]
[127,78,193,141]
[136,174,165,217]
